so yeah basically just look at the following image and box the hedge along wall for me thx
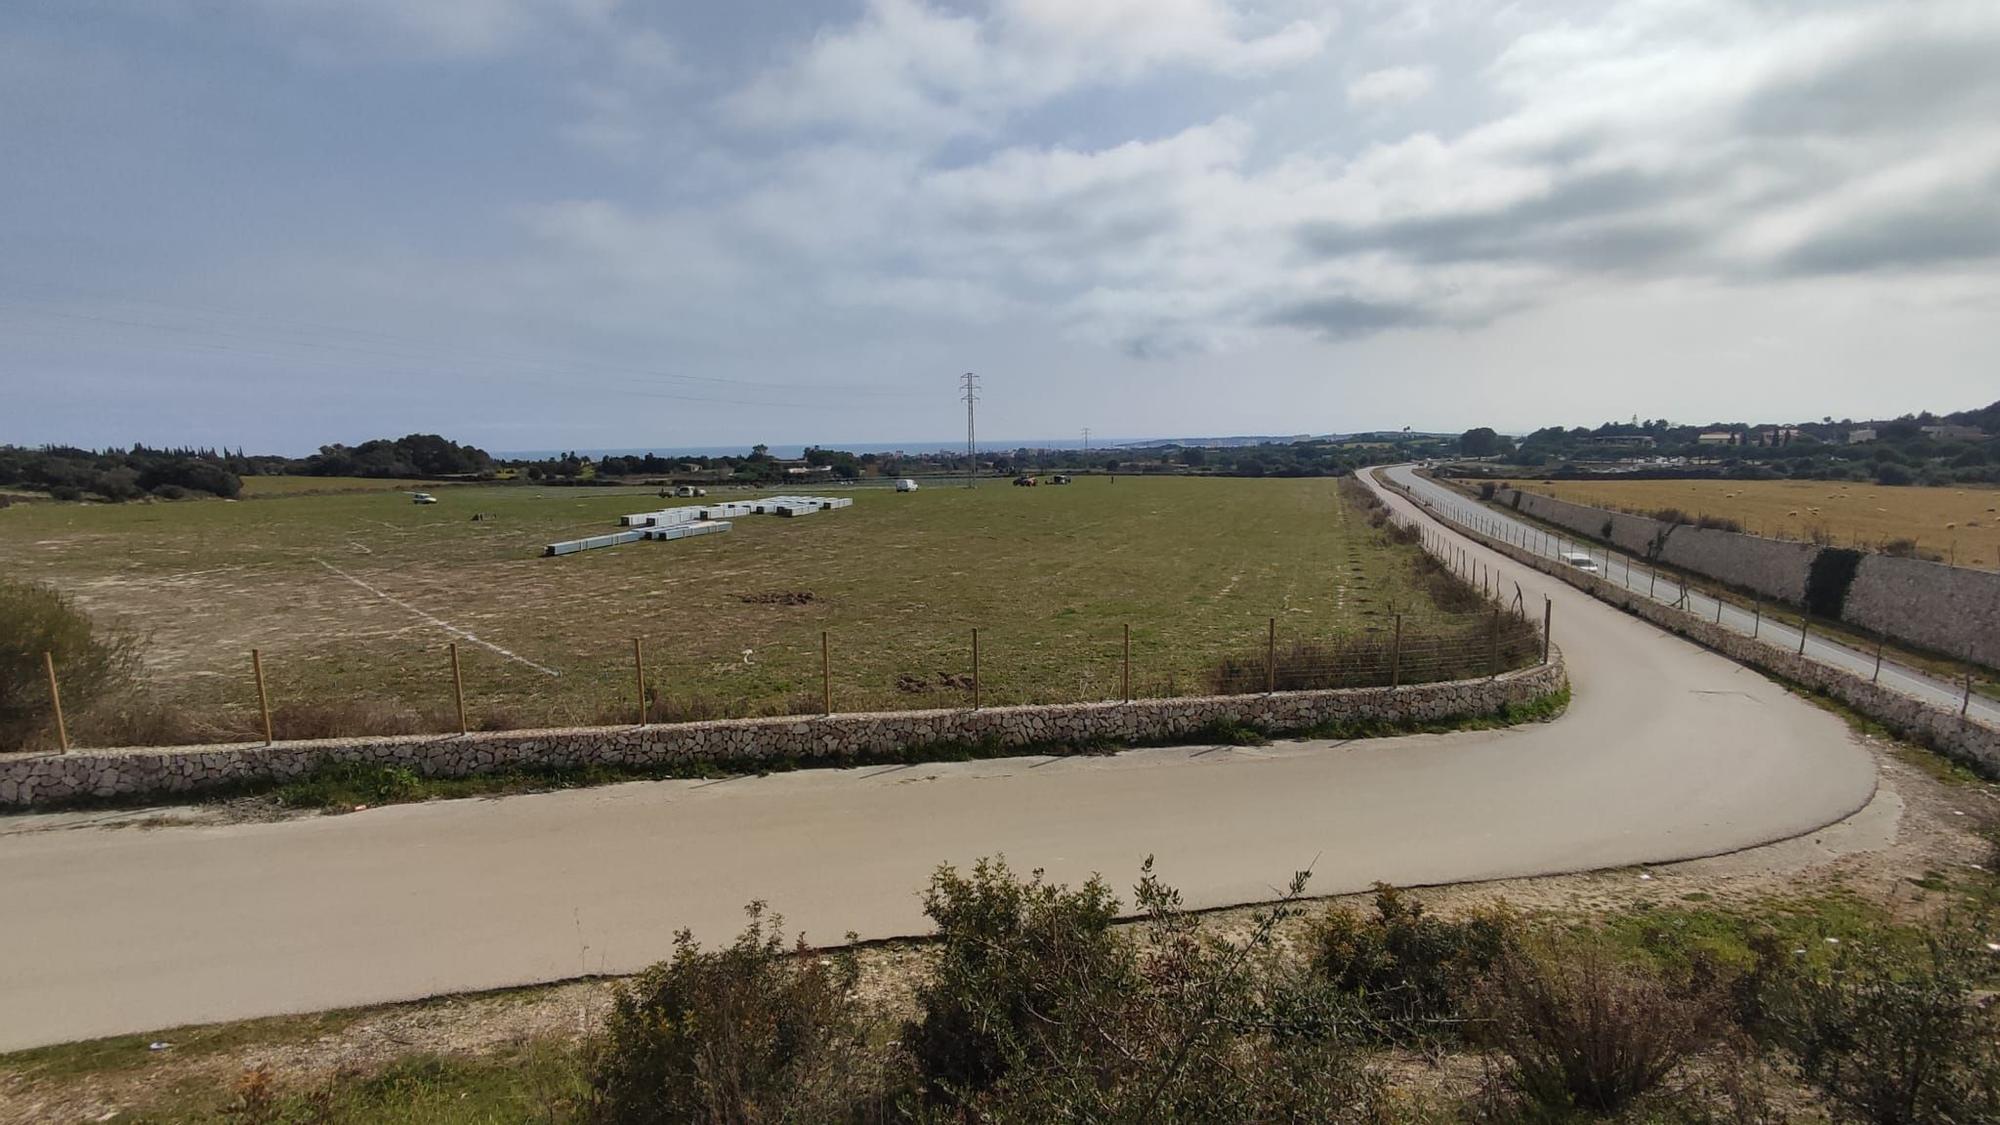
[0,659,1568,809]
[1494,487,2000,670]
[1400,481,2000,775]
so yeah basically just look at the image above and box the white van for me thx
[1559,552,1600,573]
[895,478,919,492]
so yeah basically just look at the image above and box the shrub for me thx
[1746,919,2000,1124]
[904,858,1133,1104]
[1473,945,1723,1117]
[0,578,141,749]
[907,857,1385,1122]
[1875,463,1913,487]
[1307,884,1514,1043]
[583,903,884,1125]
[1805,547,1863,620]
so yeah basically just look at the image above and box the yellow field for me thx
[1510,478,2000,570]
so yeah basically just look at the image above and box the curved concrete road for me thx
[0,473,1877,1050]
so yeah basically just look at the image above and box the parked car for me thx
[410,492,438,505]
[673,485,708,498]
[1013,476,1037,487]
[1050,474,1072,485]
[894,478,919,492]
[1559,551,1600,573]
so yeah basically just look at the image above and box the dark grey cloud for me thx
[1782,180,2000,276]
[1296,168,1703,273]
[1739,34,2000,139]
[1263,294,1432,338]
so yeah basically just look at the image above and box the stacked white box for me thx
[543,529,645,556]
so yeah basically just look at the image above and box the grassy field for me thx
[1,476,1475,745]
[236,475,453,497]
[1509,478,2000,569]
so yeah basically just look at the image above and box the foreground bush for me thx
[1748,919,2000,1124]
[1473,945,1724,1118]
[906,857,1385,1122]
[583,904,886,1124]
[0,577,140,749]
[1308,884,1513,1043]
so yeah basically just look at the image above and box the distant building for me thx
[1921,423,1985,441]
[1697,431,1738,445]
[1582,435,1656,448]
[1847,428,1877,444]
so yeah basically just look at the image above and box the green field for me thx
[236,475,453,497]
[1,476,1480,745]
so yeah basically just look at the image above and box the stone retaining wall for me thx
[1844,553,2000,671]
[1402,481,2000,775]
[0,661,1566,808]
[1494,487,1998,669]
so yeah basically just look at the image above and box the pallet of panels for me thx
[544,529,644,556]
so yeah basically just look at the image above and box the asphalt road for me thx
[1386,466,2000,726]
[0,473,1879,1051]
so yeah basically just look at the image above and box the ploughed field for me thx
[1509,478,2000,570]
[0,476,1473,743]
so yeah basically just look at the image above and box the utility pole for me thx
[960,371,979,489]
[1081,427,1091,460]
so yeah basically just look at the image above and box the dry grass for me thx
[1511,478,2000,569]
[0,476,1462,747]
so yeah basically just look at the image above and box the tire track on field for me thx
[312,558,561,677]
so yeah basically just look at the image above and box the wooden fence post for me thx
[633,637,647,726]
[252,648,273,746]
[1266,617,1276,694]
[1122,624,1131,702]
[1488,609,1500,678]
[43,651,69,753]
[821,631,832,716]
[971,628,981,710]
[449,642,468,735]
[1872,636,1884,684]
[1798,614,1810,656]
[1542,597,1553,665]
[1752,599,1761,638]
[1390,614,1403,687]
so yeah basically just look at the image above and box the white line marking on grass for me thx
[313,558,561,677]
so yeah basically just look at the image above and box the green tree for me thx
[1460,427,1501,457]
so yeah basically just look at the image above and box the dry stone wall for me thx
[1654,525,1816,604]
[1495,486,1998,669]
[0,662,1566,809]
[1406,482,2000,775]
[1843,554,2000,670]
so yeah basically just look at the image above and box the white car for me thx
[894,478,919,492]
[1559,551,1600,573]
[411,492,438,505]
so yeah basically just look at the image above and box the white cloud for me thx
[727,0,1328,137]
[1346,64,1432,106]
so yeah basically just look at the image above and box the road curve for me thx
[1389,465,1999,724]
[0,474,1877,1051]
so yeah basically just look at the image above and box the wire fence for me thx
[21,588,1553,754]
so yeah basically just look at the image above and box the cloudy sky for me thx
[3,0,1997,453]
